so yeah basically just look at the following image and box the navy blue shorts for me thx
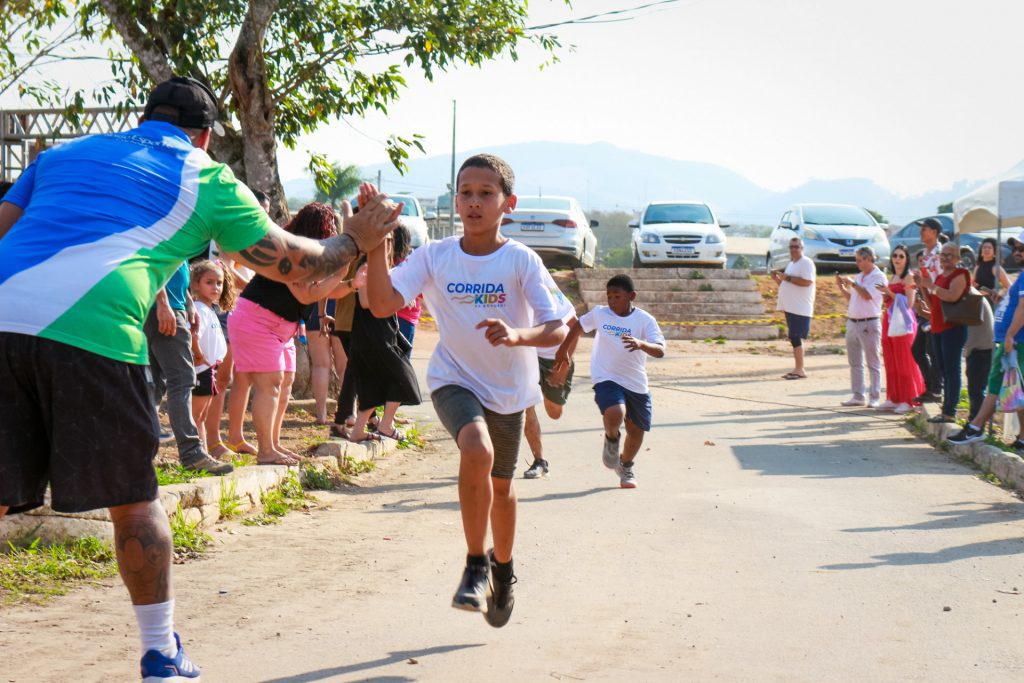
[593,380,652,432]
[785,312,811,341]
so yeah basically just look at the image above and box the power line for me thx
[528,0,684,30]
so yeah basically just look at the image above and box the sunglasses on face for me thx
[1014,247,1024,253]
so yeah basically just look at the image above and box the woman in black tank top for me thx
[972,237,1009,301]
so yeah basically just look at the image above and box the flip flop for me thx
[782,372,807,380]
[229,440,259,456]
[348,432,382,444]
[258,455,299,466]
[377,427,406,442]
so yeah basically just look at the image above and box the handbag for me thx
[998,354,1024,413]
[887,293,916,338]
[939,273,983,326]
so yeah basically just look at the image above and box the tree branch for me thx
[98,0,173,82]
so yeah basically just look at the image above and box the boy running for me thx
[552,274,665,488]
[523,311,579,479]
[365,154,569,627]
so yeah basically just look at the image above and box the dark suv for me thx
[887,213,1024,272]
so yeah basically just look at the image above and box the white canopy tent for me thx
[954,176,1024,234]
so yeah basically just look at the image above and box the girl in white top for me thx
[189,260,234,454]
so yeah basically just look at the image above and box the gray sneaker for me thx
[523,459,549,479]
[617,463,637,489]
[183,454,234,476]
[602,434,620,470]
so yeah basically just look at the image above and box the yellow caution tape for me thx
[419,312,847,327]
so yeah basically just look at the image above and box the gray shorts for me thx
[432,384,524,480]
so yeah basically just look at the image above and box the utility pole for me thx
[448,99,457,238]
[377,169,382,192]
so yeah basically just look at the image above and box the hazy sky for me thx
[5,0,1023,196]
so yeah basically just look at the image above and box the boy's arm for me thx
[549,319,584,387]
[477,318,567,349]
[623,336,665,358]
[366,243,410,317]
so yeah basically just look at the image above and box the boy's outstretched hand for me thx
[477,318,521,347]
[622,334,644,352]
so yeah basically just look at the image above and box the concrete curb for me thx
[912,406,1024,495]
[0,436,395,545]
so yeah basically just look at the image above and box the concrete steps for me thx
[573,267,778,341]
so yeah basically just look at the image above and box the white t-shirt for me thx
[578,306,665,394]
[776,255,816,317]
[390,237,565,413]
[194,301,227,373]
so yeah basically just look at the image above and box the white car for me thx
[629,201,728,268]
[500,195,598,268]
[389,195,431,249]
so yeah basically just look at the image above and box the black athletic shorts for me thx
[0,333,161,514]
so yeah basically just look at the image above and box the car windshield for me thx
[643,204,713,225]
[802,205,874,226]
[516,197,572,210]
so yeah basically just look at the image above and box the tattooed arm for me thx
[223,190,401,283]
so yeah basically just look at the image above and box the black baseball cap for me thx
[144,76,223,134]
[1008,236,1024,249]
[915,217,943,232]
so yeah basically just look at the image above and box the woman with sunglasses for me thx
[876,244,925,413]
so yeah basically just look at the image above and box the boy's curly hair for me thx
[457,154,515,196]
[190,259,237,312]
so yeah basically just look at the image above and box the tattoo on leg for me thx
[111,502,173,605]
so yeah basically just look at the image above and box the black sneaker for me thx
[451,561,490,613]
[523,459,549,479]
[485,549,516,628]
[947,425,984,445]
[1011,438,1024,452]
[926,415,955,424]
[914,392,941,404]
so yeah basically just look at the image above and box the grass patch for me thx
[698,282,714,292]
[302,434,328,452]
[155,463,211,486]
[218,478,244,520]
[300,464,345,491]
[170,504,212,561]
[688,269,705,280]
[230,452,256,468]
[243,472,313,526]
[0,536,118,606]
[340,454,376,479]
[395,423,426,450]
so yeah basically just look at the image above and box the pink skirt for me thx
[227,298,298,373]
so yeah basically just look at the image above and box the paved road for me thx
[2,335,1023,681]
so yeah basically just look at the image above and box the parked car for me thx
[887,213,1024,272]
[766,203,890,272]
[500,195,598,268]
[353,194,431,249]
[629,201,728,268]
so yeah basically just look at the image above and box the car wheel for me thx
[959,249,976,271]
[632,247,643,269]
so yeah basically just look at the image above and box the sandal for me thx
[367,414,381,431]
[782,372,807,380]
[209,441,234,459]
[229,440,258,456]
[329,423,350,439]
[377,427,406,442]
[258,455,299,466]
[348,432,382,444]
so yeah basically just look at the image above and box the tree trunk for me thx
[228,0,288,223]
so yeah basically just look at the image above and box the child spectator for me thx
[365,154,568,627]
[346,235,422,444]
[189,260,236,454]
[553,274,665,488]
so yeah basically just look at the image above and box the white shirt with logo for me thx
[578,305,665,394]
[390,237,565,413]
[776,255,816,317]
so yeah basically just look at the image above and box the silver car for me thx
[766,203,890,272]
[500,195,598,268]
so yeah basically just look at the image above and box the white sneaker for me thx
[602,434,621,470]
[875,400,897,411]
[893,403,913,414]
[841,397,866,407]
[617,463,637,489]
[867,398,881,409]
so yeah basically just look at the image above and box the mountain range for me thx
[283,141,1018,227]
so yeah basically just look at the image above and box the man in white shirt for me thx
[836,246,887,407]
[771,236,816,379]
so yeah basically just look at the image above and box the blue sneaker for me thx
[140,633,201,682]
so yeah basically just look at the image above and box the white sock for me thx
[133,599,177,658]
